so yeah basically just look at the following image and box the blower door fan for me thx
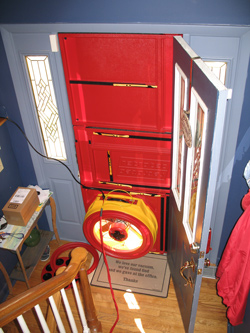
[83,194,158,259]
[108,221,128,241]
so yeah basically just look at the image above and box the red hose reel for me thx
[41,242,99,287]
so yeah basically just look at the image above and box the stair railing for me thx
[0,247,102,333]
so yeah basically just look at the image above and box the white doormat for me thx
[91,253,170,298]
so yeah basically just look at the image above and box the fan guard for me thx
[83,194,158,259]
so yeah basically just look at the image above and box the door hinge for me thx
[190,242,200,254]
[200,251,205,259]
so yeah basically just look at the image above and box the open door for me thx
[168,36,230,332]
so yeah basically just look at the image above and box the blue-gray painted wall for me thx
[0,0,250,25]
[0,117,23,302]
[0,34,34,302]
[221,61,250,333]
[0,32,48,301]
[219,62,250,256]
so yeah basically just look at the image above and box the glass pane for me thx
[26,55,67,160]
[183,88,208,243]
[188,104,205,232]
[177,77,186,195]
[172,64,188,210]
[205,61,227,84]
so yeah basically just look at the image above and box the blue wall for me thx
[219,62,250,257]
[220,61,250,333]
[0,35,38,187]
[0,33,31,302]
[0,0,250,25]
[0,33,48,302]
[0,121,23,302]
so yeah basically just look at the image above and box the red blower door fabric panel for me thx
[74,127,171,189]
[59,33,174,133]
[60,33,165,84]
[58,33,176,257]
[69,84,162,132]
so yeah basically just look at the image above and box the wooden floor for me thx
[3,240,227,333]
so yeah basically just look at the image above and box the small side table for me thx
[0,193,60,288]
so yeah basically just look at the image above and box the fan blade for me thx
[101,222,112,233]
[128,225,143,239]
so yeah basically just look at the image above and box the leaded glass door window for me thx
[182,88,208,244]
[172,64,189,211]
[26,55,67,160]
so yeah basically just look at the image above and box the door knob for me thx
[180,257,195,288]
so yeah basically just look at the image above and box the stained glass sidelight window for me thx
[26,56,67,160]
[205,61,227,84]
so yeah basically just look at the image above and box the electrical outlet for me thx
[0,158,4,172]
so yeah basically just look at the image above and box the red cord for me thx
[99,207,119,332]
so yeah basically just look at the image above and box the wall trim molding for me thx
[1,23,250,37]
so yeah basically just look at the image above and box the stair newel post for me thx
[79,258,102,333]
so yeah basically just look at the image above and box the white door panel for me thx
[168,36,230,332]
[2,31,86,241]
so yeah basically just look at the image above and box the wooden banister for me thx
[0,247,101,331]
[46,290,62,332]
[79,259,103,332]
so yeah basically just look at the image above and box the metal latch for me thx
[190,242,200,254]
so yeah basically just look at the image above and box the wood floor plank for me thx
[3,240,227,332]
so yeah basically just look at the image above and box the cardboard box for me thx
[2,187,39,226]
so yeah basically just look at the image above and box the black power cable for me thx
[1,116,105,198]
